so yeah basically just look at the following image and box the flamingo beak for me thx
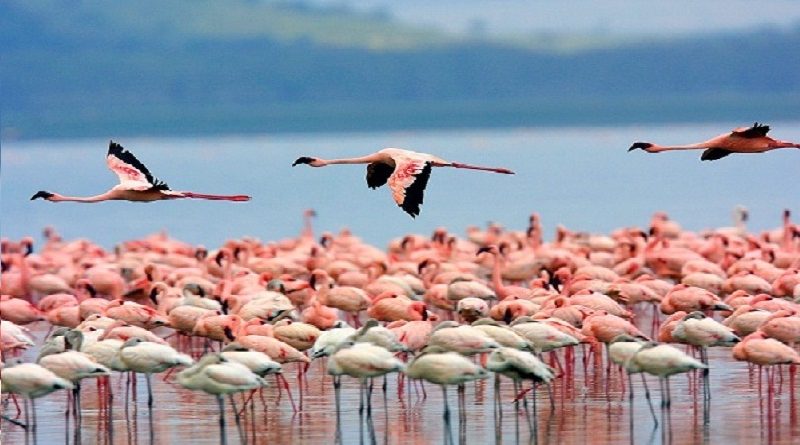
[476,247,492,256]
[628,142,653,152]
[292,157,314,166]
[31,190,54,200]
[149,288,159,305]
[224,326,235,341]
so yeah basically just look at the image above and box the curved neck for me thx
[489,254,506,295]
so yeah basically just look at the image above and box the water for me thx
[2,122,799,249]
[2,123,800,443]
[2,316,799,445]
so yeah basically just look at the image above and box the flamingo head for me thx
[628,142,655,152]
[30,190,55,201]
[292,157,325,167]
[408,302,428,321]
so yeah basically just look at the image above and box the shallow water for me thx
[2,123,799,249]
[3,309,799,445]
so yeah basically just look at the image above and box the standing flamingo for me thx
[1,363,74,430]
[292,148,514,217]
[628,123,800,161]
[31,141,251,203]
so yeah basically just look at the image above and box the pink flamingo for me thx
[292,148,513,217]
[629,123,800,161]
[31,141,251,203]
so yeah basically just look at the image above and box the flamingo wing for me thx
[387,159,432,217]
[366,162,393,189]
[106,141,170,191]
[731,122,770,138]
[700,148,733,161]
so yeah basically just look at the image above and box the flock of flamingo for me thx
[2,122,800,444]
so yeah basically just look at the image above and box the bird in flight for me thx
[292,148,514,217]
[31,141,251,203]
[628,123,800,161]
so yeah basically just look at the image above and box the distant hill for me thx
[2,0,799,140]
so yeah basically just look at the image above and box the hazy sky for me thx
[317,0,800,35]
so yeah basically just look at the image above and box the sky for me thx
[315,0,800,36]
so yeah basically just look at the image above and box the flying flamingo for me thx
[31,141,251,203]
[628,123,800,161]
[292,148,514,217]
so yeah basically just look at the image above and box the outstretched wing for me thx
[366,162,393,189]
[731,122,770,139]
[701,148,734,161]
[388,160,432,217]
[106,141,170,190]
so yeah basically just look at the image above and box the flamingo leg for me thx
[276,374,298,413]
[217,395,227,445]
[145,373,154,408]
[641,374,658,426]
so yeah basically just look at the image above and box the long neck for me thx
[490,254,506,294]
[652,143,707,152]
[51,191,114,202]
[323,154,381,165]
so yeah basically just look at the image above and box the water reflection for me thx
[2,314,800,444]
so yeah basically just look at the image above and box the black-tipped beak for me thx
[292,157,314,167]
[417,259,430,274]
[24,243,34,257]
[628,142,653,152]
[224,326,235,341]
[215,251,224,267]
[221,299,229,315]
[476,247,492,256]
[31,190,54,200]
[149,288,159,305]
[503,308,513,325]
[422,309,428,321]
[309,274,317,291]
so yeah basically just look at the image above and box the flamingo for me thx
[486,347,555,433]
[177,354,266,445]
[628,123,800,161]
[625,342,707,424]
[30,141,251,203]
[1,363,74,429]
[406,346,489,422]
[327,341,405,420]
[671,311,740,403]
[292,148,514,217]
[119,338,194,408]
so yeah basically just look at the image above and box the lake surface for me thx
[2,122,799,249]
[2,308,799,445]
[2,124,800,443]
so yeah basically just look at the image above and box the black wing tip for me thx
[400,204,420,218]
[108,140,124,154]
[700,148,733,161]
[398,162,432,218]
[735,122,771,138]
[293,156,314,167]
[31,190,54,200]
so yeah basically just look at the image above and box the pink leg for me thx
[277,374,298,412]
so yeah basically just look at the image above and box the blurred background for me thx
[2,0,799,247]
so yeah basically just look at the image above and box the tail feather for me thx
[182,192,251,202]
